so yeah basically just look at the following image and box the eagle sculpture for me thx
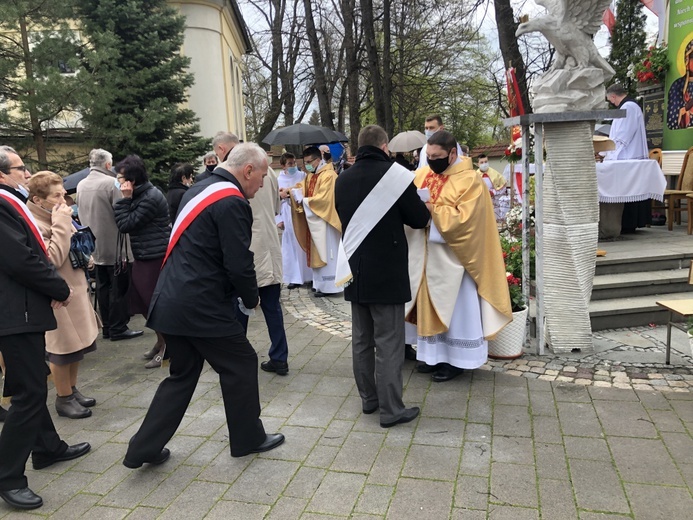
[516,0,616,82]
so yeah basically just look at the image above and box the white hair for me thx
[212,131,240,148]
[0,146,18,173]
[89,148,113,168]
[225,143,268,170]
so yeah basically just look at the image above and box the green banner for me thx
[663,0,693,150]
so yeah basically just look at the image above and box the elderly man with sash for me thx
[335,125,430,428]
[281,146,343,296]
[405,131,512,382]
[123,143,284,468]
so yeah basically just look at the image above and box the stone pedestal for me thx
[599,203,624,239]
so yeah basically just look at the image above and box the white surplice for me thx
[605,100,648,161]
[277,169,312,284]
[303,203,342,294]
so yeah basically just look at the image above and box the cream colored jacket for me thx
[248,169,283,287]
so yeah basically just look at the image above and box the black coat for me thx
[146,169,259,337]
[113,182,170,261]
[0,185,70,337]
[166,181,188,221]
[335,146,430,304]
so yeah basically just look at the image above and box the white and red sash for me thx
[162,181,244,266]
[0,189,49,257]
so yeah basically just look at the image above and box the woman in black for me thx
[113,155,171,368]
[166,163,194,221]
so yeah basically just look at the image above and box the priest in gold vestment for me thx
[282,146,343,296]
[405,131,512,382]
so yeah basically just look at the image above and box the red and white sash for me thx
[162,182,244,266]
[0,189,48,257]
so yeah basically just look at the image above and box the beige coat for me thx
[248,169,282,287]
[29,202,100,355]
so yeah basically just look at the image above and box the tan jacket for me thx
[248,169,282,287]
[29,202,100,355]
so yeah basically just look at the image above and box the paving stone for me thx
[587,386,639,401]
[493,405,532,437]
[423,390,469,419]
[465,422,492,443]
[35,470,99,514]
[265,497,309,520]
[49,492,101,520]
[206,501,271,520]
[553,383,591,402]
[454,475,489,510]
[531,416,563,444]
[578,513,631,520]
[625,482,693,520]
[80,505,129,519]
[534,442,570,481]
[367,446,407,486]
[303,444,339,469]
[387,477,454,520]
[451,508,487,520]
[528,391,558,417]
[286,395,346,428]
[354,484,393,515]
[157,480,228,520]
[402,444,460,481]
[538,479,578,520]
[262,391,309,418]
[488,505,539,519]
[492,436,535,465]
[490,462,538,507]
[99,470,168,509]
[284,467,326,499]
[466,396,494,424]
[557,402,604,437]
[563,436,611,461]
[569,459,630,513]
[594,401,659,438]
[319,419,354,446]
[459,442,492,477]
[412,417,465,448]
[117,506,162,520]
[331,430,385,473]
[306,471,366,516]
[646,409,688,433]
[224,458,299,504]
[182,439,226,467]
[660,432,693,465]
[261,425,323,462]
[494,384,529,406]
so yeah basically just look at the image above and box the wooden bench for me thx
[656,261,693,364]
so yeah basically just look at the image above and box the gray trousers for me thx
[351,302,405,424]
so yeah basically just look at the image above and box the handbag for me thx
[113,232,132,297]
[69,222,96,271]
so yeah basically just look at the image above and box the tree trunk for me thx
[493,0,532,114]
[382,0,394,136]
[361,0,386,128]
[303,0,334,129]
[342,0,361,146]
[19,15,47,169]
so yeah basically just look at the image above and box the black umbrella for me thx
[262,123,348,146]
[63,167,90,194]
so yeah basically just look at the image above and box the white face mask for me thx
[424,129,435,139]
[479,163,489,172]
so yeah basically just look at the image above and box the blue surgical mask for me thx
[305,164,315,173]
[424,129,435,139]
[114,179,121,189]
[287,166,298,175]
[16,184,29,198]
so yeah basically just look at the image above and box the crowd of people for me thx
[0,115,518,510]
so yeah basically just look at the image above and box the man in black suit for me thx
[123,143,284,468]
[335,126,430,428]
[0,146,91,510]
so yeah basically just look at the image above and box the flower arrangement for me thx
[503,141,523,163]
[499,205,535,313]
[632,43,670,85]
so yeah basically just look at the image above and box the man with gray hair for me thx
[76,149,142,342]
[123,143,284,468]
[196,131,240,182]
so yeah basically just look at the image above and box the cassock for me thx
[405,158,512,369]
[605,98,650,231]
[290,162,343,294]
[277,168,312,285]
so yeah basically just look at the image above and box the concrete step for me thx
[595,251,693,275]
[589,291,693,330]
[591,269,690,300]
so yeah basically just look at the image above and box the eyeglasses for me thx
[8,165,27,172]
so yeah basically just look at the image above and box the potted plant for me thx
[489,209,533,359]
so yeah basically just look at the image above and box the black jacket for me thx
[0,185,70,336]
[335,146,430,304]
[113,182,170,261]
[166,181,188,221]
[146,169,259,337]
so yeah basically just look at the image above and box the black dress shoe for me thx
[404,344,417,361]
[123,448,171,469]
[313,291,327,297]
[362,404,378,414]
[380,407,420,428]
[55,395,92,419]
[287,283,300,289]
[110,329,144,341]
[261,360,289,376]
[416,362,440,374]
[431,363,464,382]
[0,487,43,510]
[32,442,91,470]
[235,433,285,457]
[72,387,96,408]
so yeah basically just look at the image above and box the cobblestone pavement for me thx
[285,287,693,393]
[0,289,691,519]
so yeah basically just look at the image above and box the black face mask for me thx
[323,152,332,162]
[428,155,450,174]
[206,164,216,172]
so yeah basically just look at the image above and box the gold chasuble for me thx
[405,158,512,338]
[291,162,341,268]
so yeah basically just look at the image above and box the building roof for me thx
[226,0,253,54]
[469,142,509,158]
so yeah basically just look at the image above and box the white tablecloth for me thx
[597,159,666,203]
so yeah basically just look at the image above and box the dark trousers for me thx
[351,303,405,424]
[125,332,266,460]
[0,333,67,490]
[95,264,130,335]
[235,284,289,362]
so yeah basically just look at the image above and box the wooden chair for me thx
[663,146,693,231]
[649,147,662,167]
[656,260,693,364]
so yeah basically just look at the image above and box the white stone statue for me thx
[517,0,616,113]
